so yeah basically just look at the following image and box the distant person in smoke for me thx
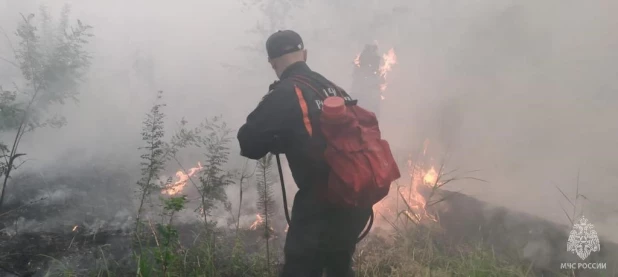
[358,43,381,74]
[237,30,372,277]
[352,43,382,118]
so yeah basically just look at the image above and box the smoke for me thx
[0,0,617,246]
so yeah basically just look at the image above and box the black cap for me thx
[266,30,304,59]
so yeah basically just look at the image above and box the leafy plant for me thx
[0,88,20,132]
[236,158,256,234]
[256,154,277,239]
[135,91,169,234]
[196,116,235,229]
[0,5,93,211]
[154,195,187,276]
[255,153,278,276]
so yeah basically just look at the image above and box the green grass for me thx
[354,224,536,277]
[37,223,543,277]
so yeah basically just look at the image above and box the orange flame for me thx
[249,214,276,237]
[378,48,397,99]
[352,46,397,99]
[380,83,388,93]
[162,162,203,195]
[372,139,439,227]
[423,166,438,185]
[379,48,397,79]
[249,214,263,230]
[404,161,438,223]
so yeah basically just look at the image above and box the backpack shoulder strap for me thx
[289,74,358,107]
[306,72,352,99]
[288,75,328,99]
[291,74,352,99]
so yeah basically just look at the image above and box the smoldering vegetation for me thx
[0,0,617,276]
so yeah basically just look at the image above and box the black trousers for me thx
[280,190,372,277]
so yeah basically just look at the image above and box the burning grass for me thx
[2,154,616,276]
[0,137,497,277]
[3,46,617,277]
[2,94,615,276]
[161,162,203,196]
[348,143,537,277]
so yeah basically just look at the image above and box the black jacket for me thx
[237,61,349,191]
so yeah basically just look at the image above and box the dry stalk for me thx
[147,219,160,247]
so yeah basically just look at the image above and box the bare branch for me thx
[555,185,575,210]
[0,26,18,57]
[0,56,18,68]
[559,202,574,225]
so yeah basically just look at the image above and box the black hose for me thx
[276,153,292,224]
[275,153,373,243]
[357,210,374,242]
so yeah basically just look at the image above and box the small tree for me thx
[135,91,169,233]
[236,158,256,234]
[197,116,235,229]
[0,88,19,180]
[155,195,188,276]
[0,6,93,211]
[256,154,277,237]
[162,117,203,196]
[256,153,278,275]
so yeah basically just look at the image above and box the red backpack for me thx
[289,75,401,208]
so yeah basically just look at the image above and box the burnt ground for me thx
[0,229,132,276]
[0,162,134,276]
[1,163,616,276]
[0,224,282,276]
[0,162,285,276]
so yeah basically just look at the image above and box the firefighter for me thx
[352,43,382,117]
[237,30,372,277]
